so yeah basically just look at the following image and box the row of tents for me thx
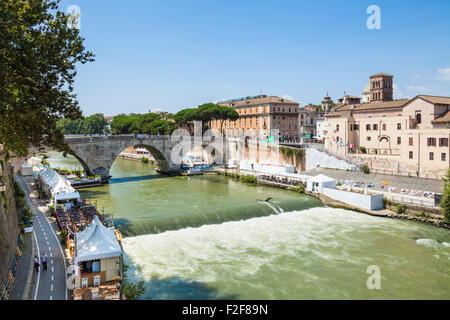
[37,166,81,209]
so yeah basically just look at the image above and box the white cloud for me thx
[393,84,407,99]
[283,94,294,101]
[437,68,450,81]
[405,85,430,92]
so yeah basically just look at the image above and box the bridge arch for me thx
[64,136,177,178]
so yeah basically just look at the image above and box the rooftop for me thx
[370,73,394,78]
[219,95,299,107]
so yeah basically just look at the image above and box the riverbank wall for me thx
[0,152,20,300]
[312,191,449,229]
[215,167,450,229]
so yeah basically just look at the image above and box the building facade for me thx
[299,105,325,139]
[213,95,300,141]
[324,73,450,179]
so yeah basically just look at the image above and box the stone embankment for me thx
[313,192,449,229]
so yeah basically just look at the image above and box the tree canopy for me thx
[0,0,94,156]
[110,113,176,135]
[57,114,108,135]
[174,103,239,133]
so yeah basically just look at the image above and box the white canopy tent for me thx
[74,215,123,264]
[20,163,33,176]
[27,156,42,166]
[38,166,81,206]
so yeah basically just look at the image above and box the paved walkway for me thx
[8,233,33,300]
[16,175,67,300]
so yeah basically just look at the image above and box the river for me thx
[44,152,450,299]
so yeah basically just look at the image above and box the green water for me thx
[44,152,450,300]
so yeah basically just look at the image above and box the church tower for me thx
[370,73,393,102]
[321,93,333,114]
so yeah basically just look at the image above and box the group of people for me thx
[33,253,48,272]
[258,174,302,187]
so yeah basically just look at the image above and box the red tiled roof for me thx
[432,110,450,123]
[219,96,299,107]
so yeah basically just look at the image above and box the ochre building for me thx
[212,95,300,141]
[325,73,450,179]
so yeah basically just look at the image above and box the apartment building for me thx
[214,95,300,141]
[324,73,450,179]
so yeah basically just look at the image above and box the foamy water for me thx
[123,207,450,300]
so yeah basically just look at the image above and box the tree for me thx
[174,108,200,134]
[148,120,177,135]
[0,0,94,157]
[57,114,107,134]
[122,263,145,300]
[440,168,450,223]
[111,115,135,135]
[197,103,239,132]
[83,114,107,134]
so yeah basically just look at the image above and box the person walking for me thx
[41,253,48,271]
[33,255,40,272]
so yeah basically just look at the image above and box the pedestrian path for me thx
[8,233,33,300]
[16,176,67,300]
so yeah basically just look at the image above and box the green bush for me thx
[359,146,367,154]
[360,164,370,174]
[60,230,68,244]
[440,168,450,223]
[292,184,305,194]
[395,203,406,215]
[141,157,149,164]
[122,263,145,300]
[384,197,392,206]
[240,175,257,184]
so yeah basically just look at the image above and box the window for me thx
[409,151,413,159]
[416,113,421,124]
[80,260,100,274]
[382,124,386,131]
[442,153,446,161]
[427,138,436,147]
[350,124,353,131]
[354,124,359,131]
[397,123,402,130]
[409,137,413,146]
[429,152,434,160]
[397,137,401,145]
[310,119,314,125]
[373,124,378,130]
[367,137,371,141]
[439,138,448,147]
[366,124,371,131]
[336,125,339,132]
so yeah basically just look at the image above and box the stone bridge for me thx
[63,135,202,177]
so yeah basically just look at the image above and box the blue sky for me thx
[59,0,450,116]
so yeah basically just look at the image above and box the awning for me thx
[74,215,123,263]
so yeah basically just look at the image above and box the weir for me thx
[116,198,320,237]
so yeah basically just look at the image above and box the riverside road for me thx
[16,175,67,300]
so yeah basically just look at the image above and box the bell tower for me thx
[370,73,393,102]
[321,93,333,114]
